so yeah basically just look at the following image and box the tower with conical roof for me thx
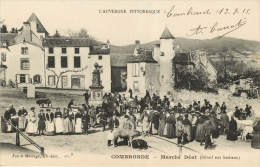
[159,26,175,97]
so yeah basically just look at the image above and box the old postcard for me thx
[0,0,260,166]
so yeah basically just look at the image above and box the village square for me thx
[0,10,260,166]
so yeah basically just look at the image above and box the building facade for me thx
[42,39,111,92]
[0,13,48,88]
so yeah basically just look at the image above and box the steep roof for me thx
[160,26,175,39]
[89,45,110,55]
[0,33,17,47]
[19,13,48,34]
[42,38,91,47]
[128,50,157,63]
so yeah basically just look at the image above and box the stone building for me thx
[42,38,111,92]
[0,13,48,87]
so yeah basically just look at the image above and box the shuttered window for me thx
[132,63,139,77]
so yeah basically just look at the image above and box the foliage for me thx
[10,27,18,33]
[175,64,210,91]
[65,28,99,44]
[53,30,61,38]
[0,24,8,33]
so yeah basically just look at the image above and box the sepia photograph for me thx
[0,0,260,166]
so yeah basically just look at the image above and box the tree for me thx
[65,28,99,44]
[53,30,61,38]
[10,27,18,33]
[46,65,88,88]
[1,24,8,33]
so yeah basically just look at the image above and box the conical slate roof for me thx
[160,26,175,39]
[19,13,48,34]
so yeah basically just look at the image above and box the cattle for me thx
[112,128,141,147]
[241,125,253,141]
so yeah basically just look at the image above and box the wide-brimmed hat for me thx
[31,107,35,110]
[124,115,129,118]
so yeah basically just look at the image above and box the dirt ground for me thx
[0,87,259,166]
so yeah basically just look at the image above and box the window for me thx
[98,55,102,60]
[20,75,26,83]
[48,75,55,86]
[149,82,155,91]
[21,47,28,55]
[48,56,55,68]
[1,52,6,62]
[49,47,54,54]
[20,58,30,70]
[33,75,41,84]
[132,63,139,77]
[74,56,81,68]
[75,48,79,54]
[62,48,66,54]
[133,81,139,92]
[61,56,68,68]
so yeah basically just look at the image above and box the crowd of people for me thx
[3,90,260,150]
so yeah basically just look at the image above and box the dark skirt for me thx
[212,128,219,138]
[251,134,260,149]
[158,120,166,136]
[227,131,237,141]
[38,119,46,131]
[195,124,204,142]
[166,124,175,138]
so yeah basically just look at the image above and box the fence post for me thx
[40,147,44,156]
[179,144,182,157]
[16,128,20,146]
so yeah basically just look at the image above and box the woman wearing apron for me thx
[18,106,28,131]
[55,108,63,134]
[63,108,73,135]
[75,109,83,134]
[45,109,55,136]
[138,108,150,136]
[26,107,38,136]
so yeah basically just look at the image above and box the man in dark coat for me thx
[83,90,90,104]
[82,110,90,135]
[220,102,227,112]
[108,114,119,131]
[98,109,107,132]
[227,116,238,141]
[101,99,109,114]
[67,99,74,110]
[234,106,241,120]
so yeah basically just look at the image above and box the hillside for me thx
[110,37,260,55]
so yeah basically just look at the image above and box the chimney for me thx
[23,22,31,42]
[135,40,140,49]
[30,20,37,36]
[106,39,110,49]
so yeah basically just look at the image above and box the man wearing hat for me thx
[245,104,251,117]
[97,109,107,132]
[17,106,28,131]
[220,102,227,112]
[234,106,241,120]
[190,112,197,141]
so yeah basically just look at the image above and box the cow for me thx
[241,125,253,141]
[112,128,141,147]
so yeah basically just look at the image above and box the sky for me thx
[0,0,259,46]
